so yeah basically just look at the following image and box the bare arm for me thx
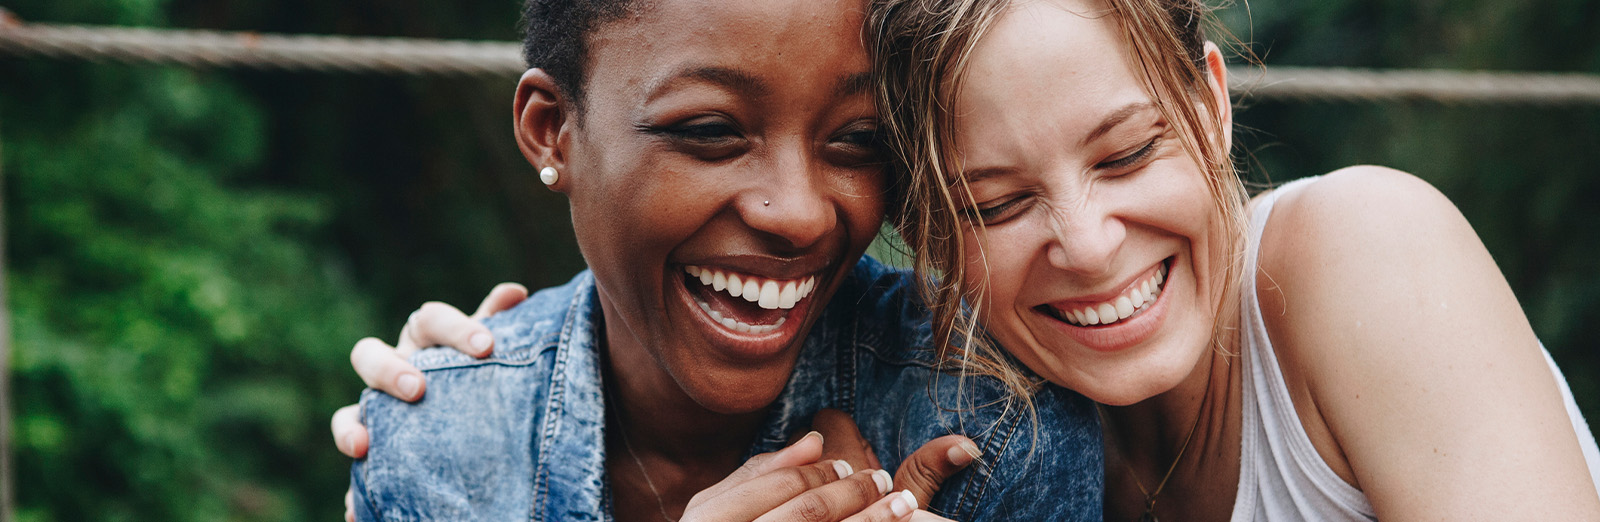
[1258,167,1600,520]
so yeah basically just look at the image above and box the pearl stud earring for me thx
[539,167,559,186]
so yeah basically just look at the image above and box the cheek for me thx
[961,225,1032,321]
[835,168,888,245]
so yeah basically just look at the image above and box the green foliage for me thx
[0,0,1596,520]
[4,59,380,520]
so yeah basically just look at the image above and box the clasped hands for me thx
[332,284,972,522]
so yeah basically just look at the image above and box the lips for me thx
[677,264,825,350]
[1042,261,1167,327]
[1034,257,1175,352]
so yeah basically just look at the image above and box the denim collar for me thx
[535,272,847,521]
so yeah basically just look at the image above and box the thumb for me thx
[698,430,825,500]
[894,435,982,507]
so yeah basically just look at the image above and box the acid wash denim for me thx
[351,256,1102,521]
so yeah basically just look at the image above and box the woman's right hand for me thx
[331,283,529,460]
[683,432,960,522]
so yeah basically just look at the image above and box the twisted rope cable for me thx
[3,16,1600,104]
[0,18,525,77]
[1232,65,1600,105]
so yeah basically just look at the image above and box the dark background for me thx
[2,0,1596,519]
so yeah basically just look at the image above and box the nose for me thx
[1042,198,1124,275]
[738,150,838,250]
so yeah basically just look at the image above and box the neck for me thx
[1100,319,1244,518]
[604,334,767,462]
[596,298,769,522]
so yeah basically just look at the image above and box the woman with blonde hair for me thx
[872,0,1600,518]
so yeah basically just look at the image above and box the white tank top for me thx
[1229,176,1600,521]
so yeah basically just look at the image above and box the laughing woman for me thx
[339,0,1102,521]
[872,0,1600,520]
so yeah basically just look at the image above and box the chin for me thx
[678,363,797,414]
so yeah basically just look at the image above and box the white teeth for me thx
[778,282,797,309]
[1055,263,1169,327]
[758,281,780,309]
[683,266,822,315]
[1096,303,1117,323]
[1114,296,1134,319]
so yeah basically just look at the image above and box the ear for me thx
[514,68,574,192]
[1200,41,1233,153]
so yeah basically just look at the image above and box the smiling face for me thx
[558,0,885,414]
[947,0,1233,405]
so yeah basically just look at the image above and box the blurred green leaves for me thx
[0,0,1597,520]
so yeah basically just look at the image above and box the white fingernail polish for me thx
[871,469,892,494]
[833,460,853,480]
[469,332,492,352]
[890,490,917,517]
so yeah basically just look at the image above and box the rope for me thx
[1233,66,1600,106]
[4,15,1600,104]
[0,17,524,77]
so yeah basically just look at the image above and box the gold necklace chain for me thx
[606,381,679,522]
[1101,403,1203,522]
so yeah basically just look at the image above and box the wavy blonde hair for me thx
[869,0,1249,405]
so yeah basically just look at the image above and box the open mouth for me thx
[682,265,819,335]
[1039,257,1172,328]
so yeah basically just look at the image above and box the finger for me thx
[839,490,921,522]
[752,468,894,522]
[401,301,493,359]
[345,489,355,522]
[351,337,426,402]
[472,283,529,319]
[908,510,957,522]
[893,435,982,508]
[332,404,370,458]
[688,458,852,521]
[693,431,826,502]
[811,408,881,471]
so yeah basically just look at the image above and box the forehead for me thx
[955,0,1148,162]
[586,0,872,96]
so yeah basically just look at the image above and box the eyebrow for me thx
[836,72,875,98]
[1080,101,1157,147]
[647,65,770,101]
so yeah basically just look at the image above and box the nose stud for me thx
[763,200,771,206]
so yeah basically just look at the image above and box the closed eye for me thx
[1097,137,1160,171]
[967,194,1032,225]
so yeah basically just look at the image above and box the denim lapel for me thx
[532,272,610,522]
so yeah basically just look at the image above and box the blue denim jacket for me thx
[352,257,1102,521]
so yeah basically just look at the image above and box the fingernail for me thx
[343,433,359,454]
[469,332,493,353]
[871,469,893,494]
[832,460,853,479]
[890,490,917,517]
[397,374,421,399]
[949,440,983,466]
[801,430,824,446]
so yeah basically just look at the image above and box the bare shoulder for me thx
[1253,167,1598,518]
[1262,166,1470,264]
[1256,164,1519,367]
